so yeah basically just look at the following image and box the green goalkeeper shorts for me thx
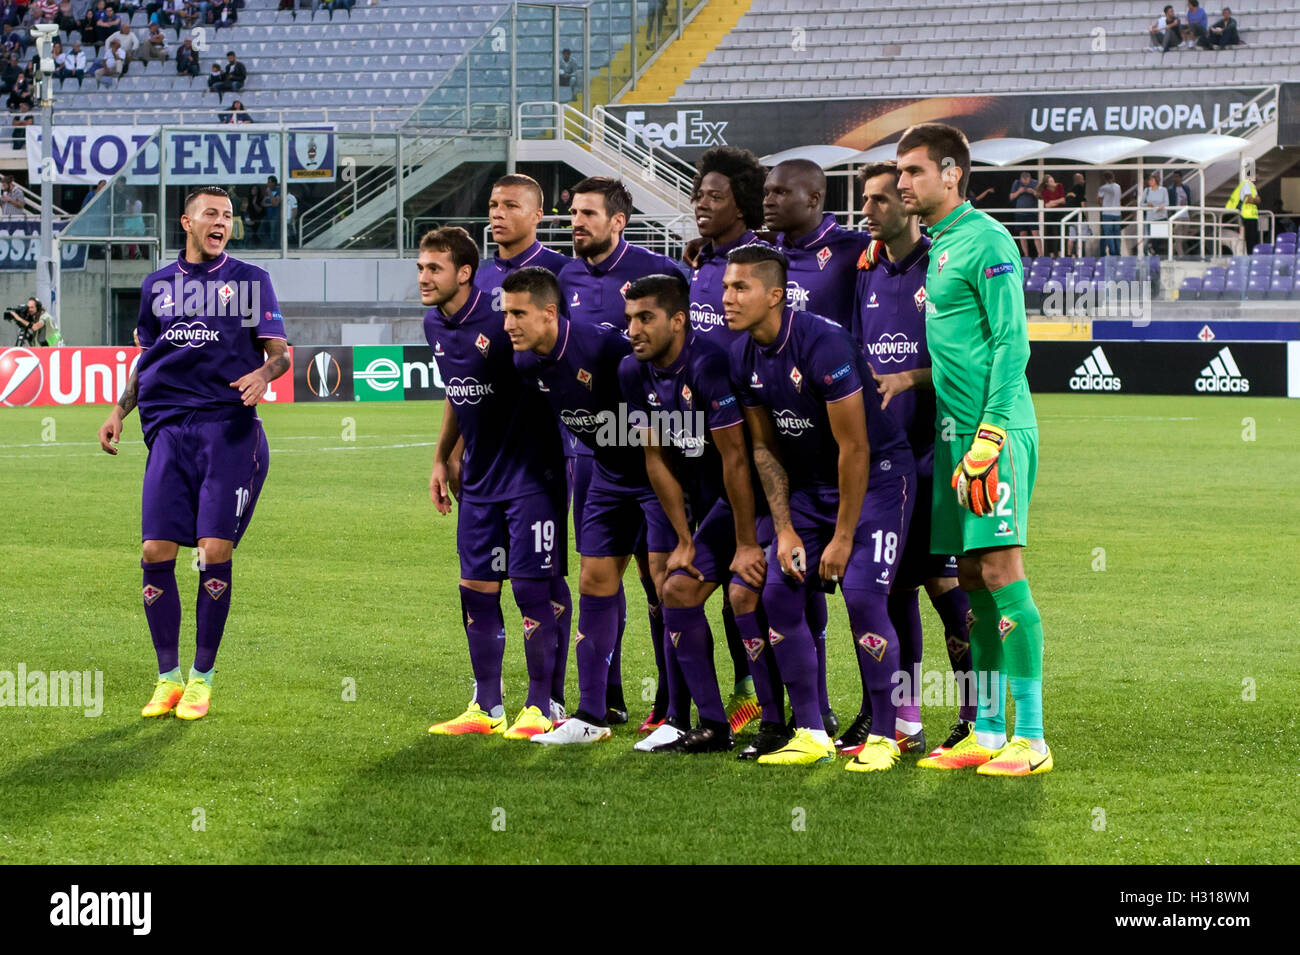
[931,427,1038,556]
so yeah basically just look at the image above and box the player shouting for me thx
[887,122,1053,776]
[726,244,915,770]
[846,161,977,759]
[98,185,289,721]
[423,227,569,740]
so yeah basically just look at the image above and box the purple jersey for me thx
[731,307,910,493]
[776,212,869,327]
[134,252,285,445]
[424,287,564,503]
[852,235,937,477]
[513,316,648,488]
[689,229,757,349]
[557,237,684,332]
[473,239,572,313]
[618,333,743,508]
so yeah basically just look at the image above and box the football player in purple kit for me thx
[763,159,873,738]
[422,227,569,740]
[557,176,684,731]
[687,147,771,736]
[617,273,776,754]
[724,244,916,771]
[499,266,671,746]
[469,173,574,721]
[845,162,977,759]
[97,186,289,722]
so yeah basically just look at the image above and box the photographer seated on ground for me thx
[5,297,59,346]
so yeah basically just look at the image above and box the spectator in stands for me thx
[208,0,235,29]
[1040,173,1066,254]
[6,67,30,108]
[557,47,575,100]
[259,174,280,246]
[175,34,198,75]
[207,47,243,97]
[34,0,57,21]
[0,1,20,31]
[205,59,221,89]
[1160,6,1182,50]
[1010,170,1041,257]
[139,22,167,62]
[55,39,85,85]
[55,1,78,35]
[80,2,101,43]
[1166,171,1190,209]
[967,184,995,208]
[92,37,122,85]
[96,4,122,45]
[1225,172,1258,251]
[219,97,251,122]
[1203,7,1239,48]
[0,51,19,92]
[1,174,24,215]
[243,180,264,244]
[1063,172,1088,257]
[1096,172,1122,256]
[10,101,32,149]
[1148,5,1174,48]
[1183,0,1209,45]
[104,20,138,73]
[0,24,22,57]
[284,188,297,243]
[1140,172,1168,254]
[157,0,183,33]
[178,0,200,32]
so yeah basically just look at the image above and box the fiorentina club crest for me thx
[619,281,632,298]
[550,600,565,619]
[681,383,692,405]
[947,634,970,657]
[742,638,765,661]
[217,283,235,306]
[669,631,682,648]
[789,365,803,391]
[998,616,1017,641]
[522,616,540,640]
[475,333,490,356]
[767,627,785,647]
[857,631,887,661]
[913,285,927,311]
[142,584,164,606]
[937,251,949,273]
[575,630,586,644]
[576,368,592,389]
[203,579,228,601]
[816,246,832,270]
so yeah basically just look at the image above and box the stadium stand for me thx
[674,0,1300,99]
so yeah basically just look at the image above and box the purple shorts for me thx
[568,454,595,553]
[764,457,914,593]
[579,470,663,559]
[141,411,268,548]
[671,499,775,591]
[896,473,958,588]
[457,487,568,581]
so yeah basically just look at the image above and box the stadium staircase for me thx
[620,0,757,104]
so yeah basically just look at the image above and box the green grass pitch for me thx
[1,395,1296,864]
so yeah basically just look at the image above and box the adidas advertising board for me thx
[1025,342,1287,396]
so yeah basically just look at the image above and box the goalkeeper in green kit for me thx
[877,122,1052,776]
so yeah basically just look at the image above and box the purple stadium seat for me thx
[1268,276,1293,300]
[1179,277,1202,299]
[1246,276,1271,300]
[1252,244,1273,255]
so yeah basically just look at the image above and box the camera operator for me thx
[5,297,55,346]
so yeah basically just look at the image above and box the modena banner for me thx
[1027,341,1289,396]
[604,87,1276,160]
[0,346,294,407]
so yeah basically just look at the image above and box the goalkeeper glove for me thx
[952,423,1007,516]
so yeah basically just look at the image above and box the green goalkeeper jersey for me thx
[923,201,1037,433]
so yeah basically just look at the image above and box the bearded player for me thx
[884,123,1053,776]
[423,226,569,739]
[98,185,289,721]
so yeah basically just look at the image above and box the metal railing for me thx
[49,105,413,132]
[518,101,697,214]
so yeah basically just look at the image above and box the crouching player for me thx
[725,244,916,770]
[423,227,569,739]
[98,185,289,721]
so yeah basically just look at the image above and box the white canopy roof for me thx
[759,134,1251,169]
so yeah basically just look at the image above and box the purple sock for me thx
[461,586,505,713]
[142,559,181,674]
[721,599,748,687]
[549,577,571,706]
[762,580,820,730]
[805,588,830,712]
[662,603,726,724]
[194,559,232,673]
[661,619,691,724]
[511,578,558,711]
[735,608,784,723]
[845,587,899,737]
[576,593,619,721]
[888,588,923,725]
[609,581,627,691]
[649,600,669,717]
[931,585,976,723]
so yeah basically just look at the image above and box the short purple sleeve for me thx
[136,276,161,348]
[697,349,741,431]
[808,322,864,404]
[252,268,286,341]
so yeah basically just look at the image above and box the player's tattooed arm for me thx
[230,339,290,406]
[98,366,139,454]
[643,436,703,580]
[116,366,139,416]
[745,406,790,531]
[259,338,290,381]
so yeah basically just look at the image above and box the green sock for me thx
[189,666,214,686]
[992,578,1044,739]
[967,589,1006,737]
[734,675,754,696]
[160,667,183,684]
